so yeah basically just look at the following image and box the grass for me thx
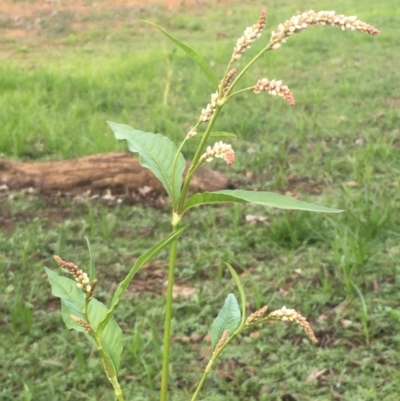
[1,0,400,400]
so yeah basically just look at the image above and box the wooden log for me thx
[0,152,229,197]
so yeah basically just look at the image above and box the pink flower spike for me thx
[253,78,295,106]
[224,147,235,164]
[200,141,235,165]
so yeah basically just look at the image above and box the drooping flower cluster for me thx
[212,329,229,357]
[200,141,235,165]
[246,305,269,325]
[231,9,267,61]
[200,92,218,122]
[270,10,380,49]
[70,314,94,335]
[221,68,237,95]
[54,255,98,300]
[268,306,318,343]
[253,78,295,105]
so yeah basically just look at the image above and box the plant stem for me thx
[171,133,193,211]
[190,359,213,401]
[225,43,273,97]
[177,106,222,213]
[227,86,255,99]
[109,376,125,401]
[160,223,180,401]
[190,327,244,401]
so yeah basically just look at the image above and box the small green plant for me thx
[45,9,379,401]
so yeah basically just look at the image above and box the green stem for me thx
[226,86,256,99]
[190,359,214,401]
[171,137,188,210]
[225,42,273,98]
[177,106,222,213]
[109,376,125,401]
[83,299,89,316]
[160,223,180,401]
[171,122,201,212]
[190,326,246,401]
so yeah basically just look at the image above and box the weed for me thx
[43,7,379,401]
[0,1,398,400]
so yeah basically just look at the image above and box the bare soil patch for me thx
[0,0,234,39]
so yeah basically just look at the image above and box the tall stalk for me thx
[159,224,180,401]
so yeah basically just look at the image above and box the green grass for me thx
[1,0,400,400]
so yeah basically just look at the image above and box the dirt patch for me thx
[0,0,234,38]
[284,174,326,196]
[0,0,226,16]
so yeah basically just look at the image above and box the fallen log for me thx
[0,152,229,198]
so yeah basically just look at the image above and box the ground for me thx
[0,0,234,39]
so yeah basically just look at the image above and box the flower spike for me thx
[231,9,267,62]
[54,255,98,300]
[200,92,218,122]
[212,329,229,357]
[221,68,237,95]
[246,305,269,325]
[267,306,318,343]
[253,78,295,105]
[70,314,94,335]
[200,141,235,165]
[271,10,380,49]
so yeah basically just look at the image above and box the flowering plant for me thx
[45,9,379,401]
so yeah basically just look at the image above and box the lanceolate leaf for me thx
[45,268,123,376]
[210,293,241,351]
[184,190,343,213]
[97,225,189,336]
[88,299,123,376]
[143,21,219,89]
[108,121,185,207]
[85,236,96,281]
[225,263,247,327]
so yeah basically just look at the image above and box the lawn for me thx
[1,0,400,400]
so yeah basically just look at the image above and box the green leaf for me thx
[88,299,123,376]
[85,236,96,281]
[45,268,123,375]
[45,267,86,332]
[97,225,189,336]
[184,190,343,213]
[197,132,237,138]
[143,21,219,89]
[108,121,185,207]
[225,263,247,327]
[211,293,241,351]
